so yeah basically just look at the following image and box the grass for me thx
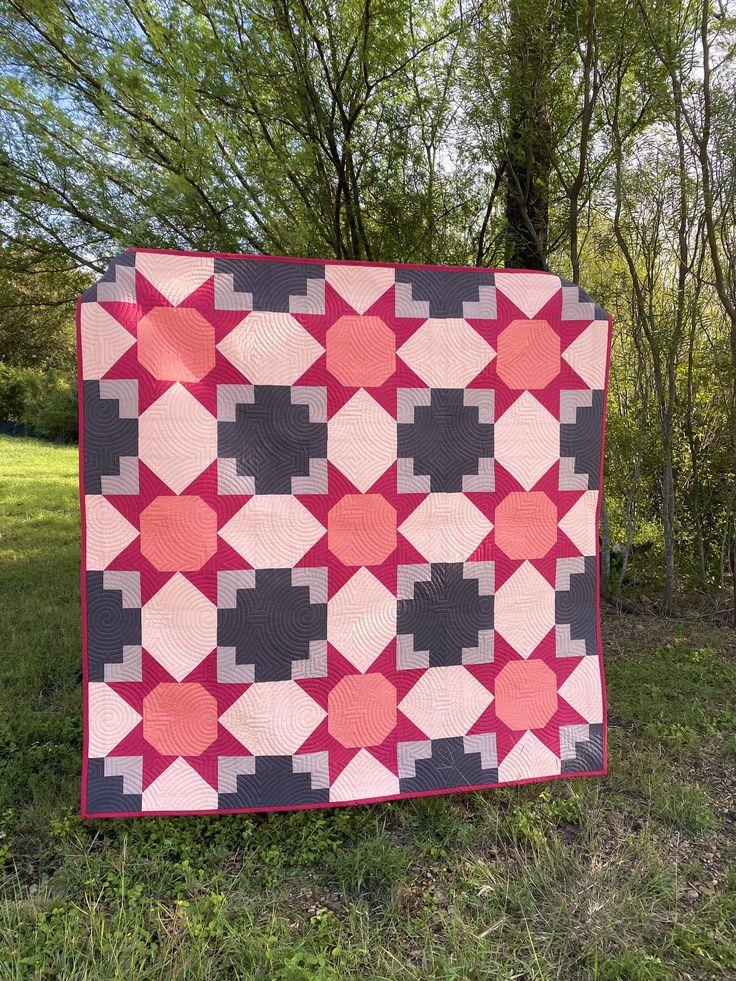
[1,433,735,979]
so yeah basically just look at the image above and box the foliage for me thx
[0,0,476,265]
[0,362,42,423]
[0,362,77,442]
[0,247,84,371]
[27,373,78,443]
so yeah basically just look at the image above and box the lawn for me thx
[1,434,735,979]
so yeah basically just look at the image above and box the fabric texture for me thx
[78,249,611,818]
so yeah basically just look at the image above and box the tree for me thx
[502,0,558,269]
[0,0,475,267]
[0,244,87,369]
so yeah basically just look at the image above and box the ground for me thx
[0,435,735,980]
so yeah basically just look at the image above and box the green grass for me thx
[1,434,736,979]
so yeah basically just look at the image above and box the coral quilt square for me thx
[78,250,611,817]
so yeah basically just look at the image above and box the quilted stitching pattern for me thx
[79,251,610,817]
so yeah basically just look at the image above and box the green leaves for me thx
[0,0,476,264]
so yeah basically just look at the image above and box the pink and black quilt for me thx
[78,249,611,817]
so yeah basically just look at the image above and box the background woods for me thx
[1,0,735,614]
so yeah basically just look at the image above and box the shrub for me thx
[0,362,43,422]
[29,374,79,443]
[0,361,78,442]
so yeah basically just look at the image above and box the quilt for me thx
[78,249,611,817]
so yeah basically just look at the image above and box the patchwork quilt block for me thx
[78,250,611,818]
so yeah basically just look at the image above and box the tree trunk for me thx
[503,0,555,270]
[600,497,610,597]
[662,433,676,615]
